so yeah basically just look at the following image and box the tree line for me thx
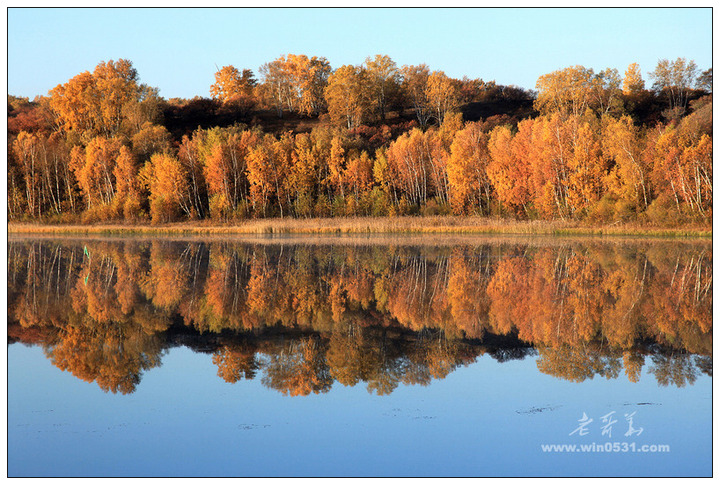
[7,55,712,224]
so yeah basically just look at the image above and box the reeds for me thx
[7,216,712,238]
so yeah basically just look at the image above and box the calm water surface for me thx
[7,235,712,477]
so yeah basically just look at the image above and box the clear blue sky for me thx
[8,7,713,100]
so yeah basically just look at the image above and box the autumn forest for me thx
[7,55,712,226]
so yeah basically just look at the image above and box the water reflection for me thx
[7,236,712,396]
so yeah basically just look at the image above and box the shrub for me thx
[80,204,116,224]
[209,194,230,221]
[314,193,331,218]
[613,198,636,222]
[587,195,617,223]
[369,187,390,217]
[294,192,314,218]
[233,200,252,220]
[123,193,146,222]
[150,195,180,224]
[345,195,358,216]
[396,196,415,216]
[427,199,452,216]
[331,196,346,217]
[643,194,682,226]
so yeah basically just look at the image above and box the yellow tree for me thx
[70,136,124,209]
[622,63,645,95]
[259,54,331,117]
[385,129,428,206]
[246,133,293,217]
[141,152,190,223]
[258,57,293,116]
[364,54,401,121]
[294,54,332,116]
[566,116,606,214]
[345,151,374,202]
[385,126,452,207]
[372,146,396,208]
[649,57,699,115]
[112,146,143,220]
[11,131,43,217]
[48,71,99,141]
[246,135,273,216]
[290,132,322,217]
[679,134,712,218]
[130,121,171,163]
[591,68,623,116]
[487,121,534,216]
[93,59,141,136]
[306,126,335,205]
[649,122,712,218]
[325,65,370,129]
[49,59,143,141]
[447,121,492,214]
[531,113,576,218]
[535,65,595,116]
[326,135,347,199]
[121,85,164,135]
[425,113,463,206]
[178,133,208,219]
[201,127,260,219]
[210,65,256,105]
[602,115,650,210]
[426,71,460,124]
[401,64,432,127]
[43,132,76,214]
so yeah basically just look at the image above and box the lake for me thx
[7,235,712,477]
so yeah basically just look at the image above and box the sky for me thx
[7,7,713,101]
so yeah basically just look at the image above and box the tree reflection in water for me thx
[7,237,712,395]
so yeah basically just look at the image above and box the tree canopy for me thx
[8,55,712,225]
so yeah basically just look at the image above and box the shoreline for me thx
[7,216,712,238]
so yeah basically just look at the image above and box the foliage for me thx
[8,56,713,226]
